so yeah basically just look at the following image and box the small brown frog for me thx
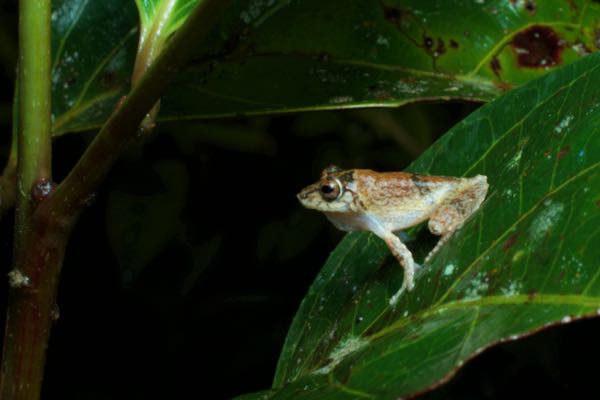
[297,165,488,305]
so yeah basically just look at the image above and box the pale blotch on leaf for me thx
[512,249,525,263]
[506,148,523,170]
[376,35,390,47]
[500,281,522,296]
[443,262,456,276]
[463,271,489,300]
[554,114,574,134]
[329,95,353,104]
[528,201,565,244]
[313,335,369,375]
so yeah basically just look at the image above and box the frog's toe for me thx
[389,287,404,306]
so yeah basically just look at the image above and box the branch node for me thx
[31,178,56,205]
[7,269,31,288]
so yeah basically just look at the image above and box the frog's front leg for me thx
[425,175,488,263]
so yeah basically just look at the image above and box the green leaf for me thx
[50,0,203,135]
[135,0,201,46]
[105,160,188,283]
[162,0,600,120]
[237,47,600,399]
[51,0,138,135]
[50,0,600,135]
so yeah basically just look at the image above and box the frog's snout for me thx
[297,191,307,201]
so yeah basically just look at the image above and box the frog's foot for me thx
[424,230,458,264]
[389,259,417,307]
[389,281,406,307]
[371,227,418,306]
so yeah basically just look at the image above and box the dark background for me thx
[1,1,600,399]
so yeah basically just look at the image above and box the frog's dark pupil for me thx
[321,185,334,194]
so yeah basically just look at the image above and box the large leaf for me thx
[236,46,600,399]
[165,0,600,120]
[49,0,600,135]
[105,160,188,283]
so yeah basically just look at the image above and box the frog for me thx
[297,165,488,306]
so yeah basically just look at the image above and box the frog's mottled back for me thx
[354,170,462,230]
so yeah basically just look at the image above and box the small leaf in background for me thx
[51,0,138,135]
[180,234,222,296]
[236,43,600,400]
[106,159,188,283]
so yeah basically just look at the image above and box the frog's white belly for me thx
[325,210,429,233]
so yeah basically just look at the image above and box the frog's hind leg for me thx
[362,216,418,306]
[425,176,488,263]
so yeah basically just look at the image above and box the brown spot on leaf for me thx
[557,144,571,161]
[381,3,408,25]
[543,149,552,158]
[449,39,459,49]
[64,75,77,89]
[524,0,536,14]
[502,233,519,252]
[595,198,600,208]
[424,36,434,49]
[435,37,446,56]
[495,81,513,91]
[528,290,538,301]
[490,56,502,77]
[317,52,330,63]
[511,26,564,68]
[368,84,392,100]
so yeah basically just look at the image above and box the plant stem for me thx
[0,1,231,398]
[48,0,230,217]
[0,0,53,399]
[15,0,52,208]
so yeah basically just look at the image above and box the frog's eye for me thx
[320,179,342,201]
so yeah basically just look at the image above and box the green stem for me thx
[48,0,230,217]
[0,1,231,399]
[15,0,52,203]
[0,0,53,399]
[131,0,179,134]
